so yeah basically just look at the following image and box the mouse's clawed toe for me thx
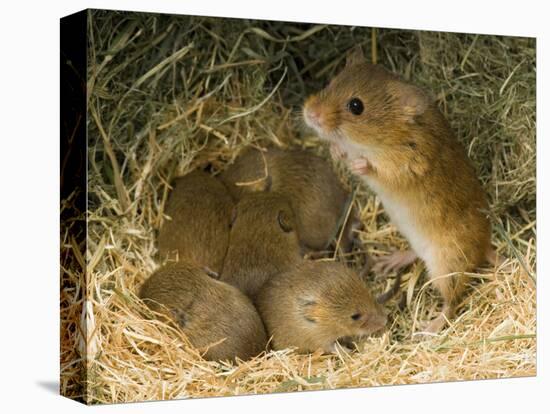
[414,303,455,338]
[349,157,372,175]
[326,341,352,355]
[372,249,417,277]
[423,315,448,334]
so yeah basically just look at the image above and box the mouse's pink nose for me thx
[308,108,320,121]
[305,106,323,128]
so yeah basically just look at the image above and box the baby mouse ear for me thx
[277,210,294,233]
[390,81,430,121]
[298,297,318,323]
[345,46,366,67]
[202,266,220,280]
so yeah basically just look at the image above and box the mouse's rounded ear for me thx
[298,296,318,323]
[277,209,294,233]
[389,80,431,121]
[345,45,366,67]
[202,266,220,280]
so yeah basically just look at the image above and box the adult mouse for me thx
[303,47,494,333]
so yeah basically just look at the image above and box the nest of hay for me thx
[60,10,536,404]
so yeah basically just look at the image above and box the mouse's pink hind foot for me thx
[486,247,506,267]
[423,314,448,334]
[416,304,455,337]
[372,249,417,278]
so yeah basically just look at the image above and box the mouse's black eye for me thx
[347,98,364,115]
[351,313,362,321]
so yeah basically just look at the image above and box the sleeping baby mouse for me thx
[220,146,360,254]
[256,260,387,354]
[220,192,303,299]
[139,261,267,362]
[157,170,234,274]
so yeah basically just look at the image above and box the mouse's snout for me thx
[303,95,340,137]
[374,311,388,331]
[303,97,323,129]
[360,310,388,333]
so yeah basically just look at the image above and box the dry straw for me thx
[60,10,536,404]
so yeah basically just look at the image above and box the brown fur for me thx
[220,147,358,252]
[139,261,267,362]
[303,49,491,331]
[219,147,272,200]
[157,170,234,274]
[256,260,387,353]
[220,192,302,299]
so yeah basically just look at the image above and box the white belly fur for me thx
[363,175,436,273]
[335,137,436,272]
[338,138,366,161]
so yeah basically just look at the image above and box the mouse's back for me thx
[220,192,302,299]
[139,261,268,362]
[268,150,352,251]
[220,147,354,252]
[158,170,234,274]
[219,147,271,200]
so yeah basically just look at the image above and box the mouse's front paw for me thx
[323,341,351,354]
[330,142,347,160]
[349,158,371,175]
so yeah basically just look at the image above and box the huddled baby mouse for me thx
[256,260,387,353]
[139,261,267,362]
[220,146,359,254]
[220,192,302,299]
[157,170,234,274]
[303,47,494,333]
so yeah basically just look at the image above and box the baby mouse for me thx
[303,47,494,333]
[139,261,267,362]
[157,170,234,274]
[220,147,359,254]
[256,260,387,354]
[220,192,302,299]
